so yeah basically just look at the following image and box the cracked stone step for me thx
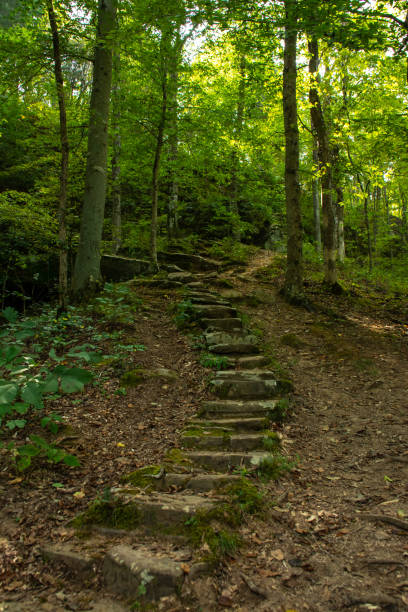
[191,304,237,318]
[186,451,270,471]
[181,432,268,452]
[190,296,229,306]
[103,545,184,600]
[200,399,280,417]
[230,355,270,369]
[211,371,279,399]
[200,317,243,332]
[163,472,241,492]
[107,490,215,527]
[190,416,268,431]
[204,331,260,354]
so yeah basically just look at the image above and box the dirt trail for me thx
[220,250,408,611]
[1,252,408,611]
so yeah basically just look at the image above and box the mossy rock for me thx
[164,447,193,469]
[120,465,162,489]
[120,368,178,386]
[71,499,142,531]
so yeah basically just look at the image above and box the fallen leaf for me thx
[73,491,85,499]
[117,442,125,447]
[180,563,190,574]
[271,549,285,561]
[8,477,23,485]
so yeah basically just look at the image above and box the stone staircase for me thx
[42,276,292,609]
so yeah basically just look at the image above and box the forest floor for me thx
[1,250,408,611]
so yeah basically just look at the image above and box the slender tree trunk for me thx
[73,0,117,297]
[167,41,180,241]
[47,0,69,309]
[111,52,122,254]
[336,187,345,262]
[151,67,167,268]
[308,39,321,254]
[230,54,246,242]
[363,182,373,272]
[308,36,337,286]
[282,0,303,299]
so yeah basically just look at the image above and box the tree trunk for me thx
[167,40,180,241]
[151,62,167,268]
[72,0,117,297]
[282,0,303,299]
[363,183,373,272]
[308,38,322,254]
[230,54,246,242]
[111,52,121,254]
[308,36,337,286]
[47,0,69,310]
[336,188,345,262]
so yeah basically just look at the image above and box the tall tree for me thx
[282,0,303,299]
[46,0,69,309]
[73,0,117,297]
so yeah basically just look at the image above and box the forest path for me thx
[1,251,408,611]
[219,249,408,611]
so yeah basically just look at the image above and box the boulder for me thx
[101,255,154,281]
[121,368,178,386]
[158,252,220,271]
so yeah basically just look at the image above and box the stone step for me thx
[200,399,279,417]
[181,432,267,452]
[231,355,270,369]
[192,304,237,318]
[204,331,260,355]
[211,371,279,399]
[187,281,206,289]
[164,472,241,492]
[107,490,215,528]
[190,296,229,306]
[186,451,270,471]
[103,545,184,600]
[201,317,243,332]
[190,416,268,431]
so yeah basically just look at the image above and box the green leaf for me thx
[18,444,41,457]
[54,366,93,393]
[17,455,31,471]
[0,382,19,405]
[52,482,64,488]
[29,434,48,449]
[46,447,65,463]
[6,419,26,430]
[14,403,29,415]
[2,307,18,323]
[63,454,80,467]
[0,345,22,364]
[43,373,59,393]
[20,382,43,408]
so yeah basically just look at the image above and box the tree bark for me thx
[111,52,122,254]
[308,36,337,285]
[230,53,246,242]
[150,52,167,268]
[308,39,322,254]
[282,0,303,300]
[47,0,69,310]
[73,0,117,297]
[336,188,345,262]
[167,37,181,241]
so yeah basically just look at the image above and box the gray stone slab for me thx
[210,342,260,355]
[101,255,154,281]
[233,355,270,369]
[41,544,95,575]
[200,399,278,417]
[181,433,265,452]
[192,305,237,318]
[168,271,194,282]
[201,318,243,332]
[164,473,241,492]
[190,416,268,431]
[186,451,270,471]
[211,377,278,400]
[103,545,184,600]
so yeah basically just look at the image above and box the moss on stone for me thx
[164,447,192,468]
[120,368,178,387]
[120,465,162,489]
[71,499,142,531]
[268,398,290,423]
[262,431,281,452]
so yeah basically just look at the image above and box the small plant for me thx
[262,431,281,452]
[268,398,290,424]
[130,569,154,609]
[256,454,297,482]
[200,353,228,370]
[92,283,142,324]
[173,299,196,328]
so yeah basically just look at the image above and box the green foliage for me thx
[268,398,291,424]
[91,283,142,324]
[199,352,228,370]
[0,306,102,470]
[207,238,258,264]
[256,453,297,482]
[173,299,196,329]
